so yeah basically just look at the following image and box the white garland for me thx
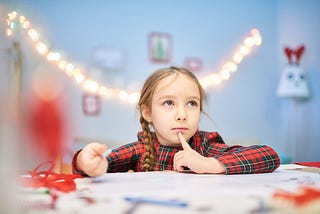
[6,10,262,104]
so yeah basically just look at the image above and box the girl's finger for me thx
[178,132,191,150]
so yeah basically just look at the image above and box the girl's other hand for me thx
[76,142,109,177]
[174,132,226,174]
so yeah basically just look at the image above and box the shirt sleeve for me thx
[204,133,280,174]
[71,142,144,175]
[107,142,144,173]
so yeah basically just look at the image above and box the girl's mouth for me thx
[171,127,188,132]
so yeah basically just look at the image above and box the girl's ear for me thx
[141,105,152,123]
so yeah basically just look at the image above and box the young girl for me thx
[73,66,280,176]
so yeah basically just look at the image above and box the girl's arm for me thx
[174,132,280,174]
[213,144,280,174]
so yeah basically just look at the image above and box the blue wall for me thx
[1,0,319,162]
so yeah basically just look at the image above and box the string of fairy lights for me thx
[6,10,262,104]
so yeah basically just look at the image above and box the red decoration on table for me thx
[294,162,320,168]
[20,161,82,193]
[273,186,320,207]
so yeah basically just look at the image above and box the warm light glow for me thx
[83,79,99,93]
[127,92,140,104]
[47,52,61,61]
[233,53,243,64]
[6,10,262,105]
[199,77,211,89]
[244,37,255,47]
[251,29,262,45]
[58,61,67,70]
[239,45,249,55]
[28,29,39,42]
[99,87,113,97]
[36,42,48,55]
[119,90,128,101]
[210,74,222,85]
[6,29,12,36]
[22,20,30,29]
[8,11,17,20]
[223,61,237,72]
[19,16,25,23]
[72,69,85,83]
[220,69,230,80]
[65,63,74,76]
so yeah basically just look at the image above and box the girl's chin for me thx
[160,140,181,147]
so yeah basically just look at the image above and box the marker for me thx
[102,149,112,158]
[124,196,188,207]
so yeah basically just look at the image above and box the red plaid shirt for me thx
[73,130,280,175]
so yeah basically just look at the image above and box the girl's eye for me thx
[163,100,174,106]
[188,100,198,107]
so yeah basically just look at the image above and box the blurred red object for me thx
[273,186,320,207]
[20,161,82,193]
[26,97,64,161]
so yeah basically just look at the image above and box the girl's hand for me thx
[173,133,226,174]
[76,142,109,177]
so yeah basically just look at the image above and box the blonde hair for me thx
[138,66,207,171]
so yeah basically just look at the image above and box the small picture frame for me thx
[184,57,203,72]
[91,46,125,72]
[82,93,101,116]
[149,32,172,63]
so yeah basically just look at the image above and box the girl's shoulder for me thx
[195,130,225,144]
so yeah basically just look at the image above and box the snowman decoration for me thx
[277,45,309,98]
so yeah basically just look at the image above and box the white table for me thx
[51,164,320,213]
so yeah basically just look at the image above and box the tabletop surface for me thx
[55,164,320,213]
[18,164,320,214]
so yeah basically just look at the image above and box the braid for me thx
[140,116,156,171]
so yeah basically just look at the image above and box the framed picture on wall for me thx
[184,57,202,72]
[91,46,125,72]
[149,32,172,63]
[82,93,101,116]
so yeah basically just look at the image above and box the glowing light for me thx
[83,79,99,93]
[199,77,211,89]
[19,16,26,23]
[65,63,74,76]
[47,52,61,61]
[211,74,222,85]
[244,37,255,47]
[223,61,237,72]
[22,20,30,29]
[251,29,262,45]
[6,29,12,36]
[8,11,17,20]
[239,45,249,55]
[233,53,243,64]
[98,87,113,97]
[119,90,128,101]
[36,42,48,55]
[28,29,39,42]
[220,69,230,80]
[127,92,140,104]
[58,61,67,70]
[72,69,85,83]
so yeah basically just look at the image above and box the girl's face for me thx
[144,73,201,146]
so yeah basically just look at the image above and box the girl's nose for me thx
[176,107,187,121]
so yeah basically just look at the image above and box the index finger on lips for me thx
[178,132,191,150]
